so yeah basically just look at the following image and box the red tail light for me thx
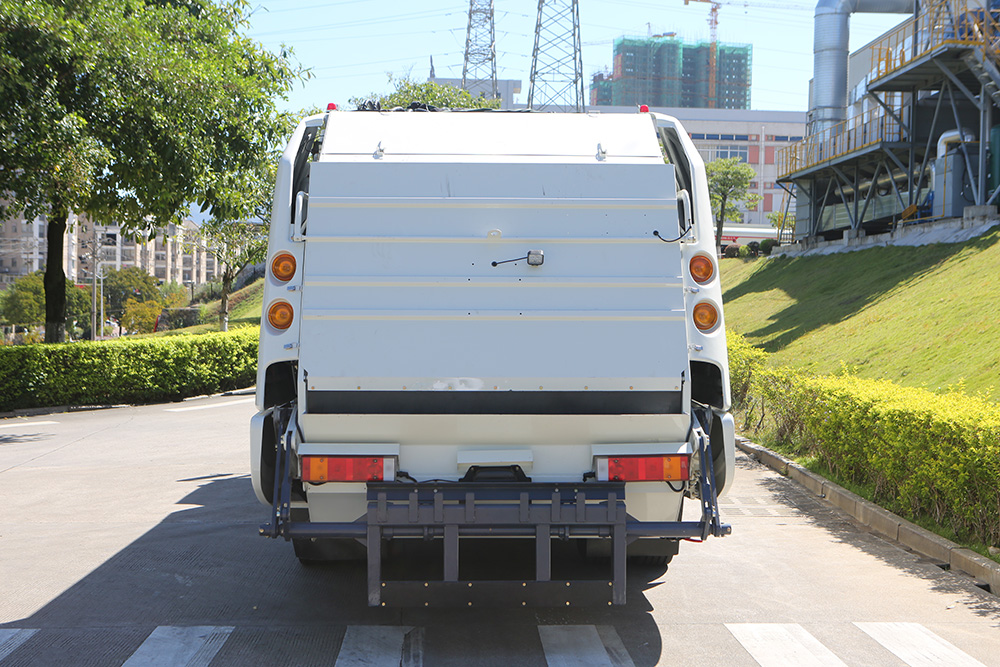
[301,456,395,483]
[596,455,689,482]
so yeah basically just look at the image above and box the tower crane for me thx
[681,1,806,107]
[683,0,720,107]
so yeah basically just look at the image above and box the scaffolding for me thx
[591,35,750,109]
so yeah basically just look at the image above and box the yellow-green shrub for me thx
[0,328,258,411]
[732,333,1000,546]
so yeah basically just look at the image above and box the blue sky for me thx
[245,0,907,113]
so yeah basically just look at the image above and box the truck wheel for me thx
[293,537,367,564]
[627,538,679,566]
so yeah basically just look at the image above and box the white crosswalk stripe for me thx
[0,629,37,661]
[539,625,615,667]
[0,621,991,666]
[334,625,420,667]
[122,626,233,667]
[726,623,847,667]
[0,421,57,430]
[855,622,987,667]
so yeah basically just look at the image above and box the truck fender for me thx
[710,411,736,497]
[250,408,276,506]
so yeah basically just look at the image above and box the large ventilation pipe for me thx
[813,0,914,133]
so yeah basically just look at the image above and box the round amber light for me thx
[271,252,296,282]
[693,302,719,331]
[267,301,294,330]
[689,255,715,284]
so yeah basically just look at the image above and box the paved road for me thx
[1,396,998,666]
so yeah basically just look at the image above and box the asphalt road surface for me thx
[1,395,998,666]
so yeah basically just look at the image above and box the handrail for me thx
[779,0,1000,178]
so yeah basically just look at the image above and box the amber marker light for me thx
[267,301,294,330]
[693,302,719,331]
[689,254,715,283]
[271,252,296,282]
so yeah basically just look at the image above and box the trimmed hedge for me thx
[730,332,1000,547]
[0,328,258,412]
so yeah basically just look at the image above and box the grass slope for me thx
[157,279,264,336]
[720,224,1000,397]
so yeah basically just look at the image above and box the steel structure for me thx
[778,0,1000,240]
[462,0,498,99]
[528,0,585,111]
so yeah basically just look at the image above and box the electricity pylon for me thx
[528,0,585,112]
[462,0,498,99]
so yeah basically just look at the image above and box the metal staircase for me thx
[963,47,1000,107]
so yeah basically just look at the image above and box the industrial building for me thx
[779,0,1000,242]
[590,35,752,109]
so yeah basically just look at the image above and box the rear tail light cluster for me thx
[595,455,690,482]
[268,252,298,331]
[301,456,396,483]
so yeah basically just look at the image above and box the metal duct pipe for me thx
[813,0,914,133]
[937,128,976,158]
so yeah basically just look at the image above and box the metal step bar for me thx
[260,410,730,606]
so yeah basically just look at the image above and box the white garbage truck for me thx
[251,106,733,606]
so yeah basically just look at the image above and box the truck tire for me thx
[626,538,680,566]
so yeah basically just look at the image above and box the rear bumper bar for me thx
[260,411,730,606]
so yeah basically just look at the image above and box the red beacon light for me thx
[639,104,650,112]
[327,102,338,111]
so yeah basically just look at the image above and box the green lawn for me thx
[720,224,1000,398]
[155,278,264,336]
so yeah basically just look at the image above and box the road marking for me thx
[596,626,635,667]
[0,421,57,430]
[122,626,233,667]
[854,622,987,667]
[539,625,613,667]
[165,398,254,412]
[725,623,847,667]
[0,629,37,661]
[334,626,416,667]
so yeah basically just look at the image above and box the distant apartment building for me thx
[590,35,752,110]
[0,212,219,290]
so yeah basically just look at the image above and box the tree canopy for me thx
[0,271,90,331]
[0,0,306,341]
[705,157,760,252]
[101,267,160,321]
[350,75,502,110]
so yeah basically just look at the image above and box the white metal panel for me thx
[321,112,662,158]
[297,160,686,391]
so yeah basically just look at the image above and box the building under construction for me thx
[590,35,751,109]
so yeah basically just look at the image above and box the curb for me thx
[736,437,1000,596]
[0,387,256,421]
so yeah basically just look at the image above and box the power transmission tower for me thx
[462,0,498,99]
[528,0,585,112]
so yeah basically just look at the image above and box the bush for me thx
[0,328,258,412]
[727,329,767,410]
[724,244,741,258]
[760,238,779,255]
[733,330,1000,547]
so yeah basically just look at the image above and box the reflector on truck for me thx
[301,456,396,483]
[595,455,690,482]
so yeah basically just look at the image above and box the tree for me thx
[122,297,163,334]
[350,75,502,110]
[0,0,306,342]
[705,157,760,253]
[159,281,189,309]
[101,267,160,323]
[0,271,91,334]
[200,220,268,330]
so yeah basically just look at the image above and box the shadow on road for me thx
[4,475,669,665]
[744,457,1000,626]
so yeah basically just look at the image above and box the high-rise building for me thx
[590,35,751,110]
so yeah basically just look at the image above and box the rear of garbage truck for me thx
[251,108,734,606]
